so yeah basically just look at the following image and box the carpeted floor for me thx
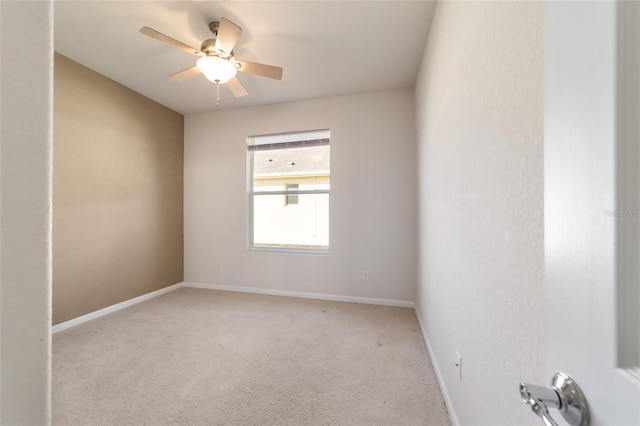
[52,288,450,425]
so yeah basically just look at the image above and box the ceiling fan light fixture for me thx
[196,56,237,84]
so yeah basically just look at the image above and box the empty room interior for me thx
[4,1,638,425]
[2,1,544,424]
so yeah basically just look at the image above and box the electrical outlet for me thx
[217,262,223,270]
[455,351,462,381]
[362,270,369,280]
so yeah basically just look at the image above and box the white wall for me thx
[414,2,543,425]
[185,89,416,302]
[0,1,53,424]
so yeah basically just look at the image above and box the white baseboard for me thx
[183,282,415,308]
[52,281,412,334]
[414,306,460,426]
[52,282,184,333]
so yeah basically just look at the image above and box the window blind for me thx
[248,129,330,151]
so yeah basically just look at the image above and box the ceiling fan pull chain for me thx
[216,82,220,108]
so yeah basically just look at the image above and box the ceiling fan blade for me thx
[140,26,202,56]
[227,76,248,97]
[168,65,201,82]
[235,60,283,80]
[214,18,242,58]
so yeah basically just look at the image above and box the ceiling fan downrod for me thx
[208,21,220,36]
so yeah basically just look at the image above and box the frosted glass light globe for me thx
[196,56,237,84]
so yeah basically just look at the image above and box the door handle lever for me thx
[519,372,590,426]
[520,383,560,426]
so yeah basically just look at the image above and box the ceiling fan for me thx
[140,18,283,106]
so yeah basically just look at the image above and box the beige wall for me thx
[415,2,544,425]
[185,88,417,302]
[53,53,184,325]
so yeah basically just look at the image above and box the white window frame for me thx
[247,129,330,255]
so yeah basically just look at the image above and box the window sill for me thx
[249,246,330,256]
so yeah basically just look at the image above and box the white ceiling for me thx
[54,1,435,114]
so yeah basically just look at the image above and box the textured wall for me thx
[185,89,417,302]
[414,2,544,424]
[0,1,52,423]
[53,54,184,324]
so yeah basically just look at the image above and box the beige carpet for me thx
[53,288,450,425]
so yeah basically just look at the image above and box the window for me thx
[285,183,299,206]
[248,129,330,253]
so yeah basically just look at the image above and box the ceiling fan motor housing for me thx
[200,39,217,56]
[201,39,235,59]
